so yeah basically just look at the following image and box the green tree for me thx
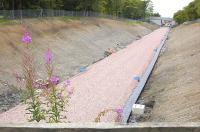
[152,12,161,17]
[174,0,200,24]
[185,1,198,20]
[145,0,153,17]
[194,0,200,17]
[122,0,148,19]
[92,0,107,13]
[173,10,188,24]
[0,0,153,20]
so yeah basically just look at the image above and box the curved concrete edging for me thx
[122,28,171,123]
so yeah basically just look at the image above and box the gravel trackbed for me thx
[0,27,169,123]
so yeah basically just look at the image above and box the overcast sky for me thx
[151,0,193,18]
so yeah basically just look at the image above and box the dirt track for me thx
[129,22,200,122]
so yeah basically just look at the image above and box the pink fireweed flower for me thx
[67,87,74,96]
[44,49,54,65]
[115,108,123,114]
[64,80,73,96]
[64,80,71,87]
[50,76,60,85]
[33,81,40,88]
[115,108,123,122]
[33,80,49,89]
[21,31,32,44]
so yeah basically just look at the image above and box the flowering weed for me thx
[95,108,123,122]
[20,30,71,123]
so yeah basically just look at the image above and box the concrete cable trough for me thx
[0,27,170,123]
[122,28,170,122]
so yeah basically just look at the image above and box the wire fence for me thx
[0,9,147,22]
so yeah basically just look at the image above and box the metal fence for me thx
[0,9,125,20]
[0,9,147,22]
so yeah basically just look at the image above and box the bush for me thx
[174,0,200,24]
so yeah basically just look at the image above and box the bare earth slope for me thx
[0,18,158,112]
[0,28,168,123]
[131,22,200,122]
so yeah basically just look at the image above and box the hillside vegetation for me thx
[173,0,200,24]
[0,0,159,19]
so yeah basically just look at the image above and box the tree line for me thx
[173,0,200,24]
[0,0,158,19]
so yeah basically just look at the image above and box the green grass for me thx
[0,17,12,24]
[127,20,144,25]
[59,16,81,21]
[0,16,81,25]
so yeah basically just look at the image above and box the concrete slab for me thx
[0,123,200,132]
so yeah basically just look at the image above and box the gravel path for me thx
[0,27,169,123]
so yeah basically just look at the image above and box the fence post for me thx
[62,10,64,16]
[3,10,6,19]
[40,9,43,18]
[20,9,22,22]
[12,10,15,20]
